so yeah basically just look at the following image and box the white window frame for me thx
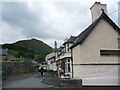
[65,58,72,73]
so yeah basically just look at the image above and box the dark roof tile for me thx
[63,36,77,45]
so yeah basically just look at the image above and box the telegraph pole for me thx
[54,41,60,77]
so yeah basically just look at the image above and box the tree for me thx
[25,53,34,59]
[18,51,26,58]
[34,54,45,62]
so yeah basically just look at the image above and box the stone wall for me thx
[2,62,35,74]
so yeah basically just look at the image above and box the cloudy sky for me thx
[0,0,120,48]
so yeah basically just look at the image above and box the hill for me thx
[2,38,53,62]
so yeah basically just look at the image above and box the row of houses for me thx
[0,49,35,62]
[46,2,120,86]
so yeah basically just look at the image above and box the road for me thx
[2,72,119,90]
[2,72,61,88]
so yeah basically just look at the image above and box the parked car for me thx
[0,71,8,80]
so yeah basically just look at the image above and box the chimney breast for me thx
[90,2,108,22]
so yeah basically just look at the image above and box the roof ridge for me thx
[71,12,120,48]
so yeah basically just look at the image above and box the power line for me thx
[108,10,118,15]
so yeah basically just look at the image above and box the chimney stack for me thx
[90,2,108,22]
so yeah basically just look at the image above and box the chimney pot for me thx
[95,2,101,4]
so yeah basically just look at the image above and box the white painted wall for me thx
[50,62,57,71]
[72,19,120,65]
[82,77,119,86]
[45,52,55,61]
[72,18,120,85]
[47,60,57,71]
[73,65,119,86]
[73,65,118,79]
[90,3,108,21]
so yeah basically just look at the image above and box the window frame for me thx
[100,50,120,56]
[65,58,72,73]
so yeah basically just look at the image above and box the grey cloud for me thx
[54,2,90,14]
[2,2,35,25]
[2,2,67,42]
[2,3,43,28]
[2,2,50,39]
[1,1,118,47]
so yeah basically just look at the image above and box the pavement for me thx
[2,72,61,88]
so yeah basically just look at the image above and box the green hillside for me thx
[2,38,53,62]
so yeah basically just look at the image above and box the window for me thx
[67,44,69,52]
[67,63,70,72]
[100,50,120,56]
[65,58,71,72]
[67,58,70,62]
[67,44,69,48]
[65,44,67,52]
[118,38,120,48]
[67,48,69,52]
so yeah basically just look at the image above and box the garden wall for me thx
[2,62,35,74]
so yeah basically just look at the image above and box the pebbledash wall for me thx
[2,62,35,74]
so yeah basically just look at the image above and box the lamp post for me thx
[57,61,60,77]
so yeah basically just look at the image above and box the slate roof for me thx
[57,46,64,52]
[5,55,16,61]
[63,36,77,45]
[53,45,64,52]
[71,12,120,48]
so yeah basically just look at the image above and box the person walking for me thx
[39,67,45,76]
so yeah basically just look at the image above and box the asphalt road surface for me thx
[2,72,119,90]
[2,72,61,88]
